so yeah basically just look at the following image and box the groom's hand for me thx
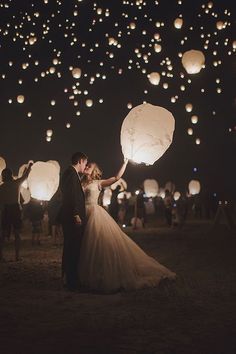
[74,215,82,225]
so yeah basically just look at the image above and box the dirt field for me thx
[1,220,236,354]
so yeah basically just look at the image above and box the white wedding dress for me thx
[79,180,176,293]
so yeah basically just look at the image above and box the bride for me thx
[79,159,176,293]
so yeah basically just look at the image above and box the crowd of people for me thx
[0,163,228,262]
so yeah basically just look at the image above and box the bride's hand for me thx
[124,158,129,164]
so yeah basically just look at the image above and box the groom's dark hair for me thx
[71,151,88,165]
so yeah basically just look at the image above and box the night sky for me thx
[0,0,235,198]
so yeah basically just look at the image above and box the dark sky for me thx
[0,0,235,198]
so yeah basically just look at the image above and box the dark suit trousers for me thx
[62,222,84,289]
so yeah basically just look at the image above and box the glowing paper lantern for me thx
[154,44,162,53]
[102,188,112,206]
[111,178,127,192]
[72,68,82,79]
[182,50,205,74]
[86,99,93,107]
[46,129,53,137]
[174,191,181,201]
[216,21,224,30]
[187,128,193,135]
[17,95,25,103]
[0,156,6,182]
[185,103,193,112]
[120,103,175,165]
[188,180,201,195]
[28,161,59,201]
[47,160,60,172]
[174,18,183,29]
[148,72,161,86]
[191,115,198,124]
[144,179,159,197]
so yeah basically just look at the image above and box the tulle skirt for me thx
[79,204,176,293]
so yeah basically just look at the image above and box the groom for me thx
[60,151,88,291]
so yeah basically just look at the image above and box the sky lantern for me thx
[191,115,198,124]
[185,103,193,112]
[102,187,112,206]
[29,36,37,45]
[47,160,60,172]
[0,156,6,182]
[130,22,136,30]
[28,161,60,201]
[182,50,205,74]
[144,179,159,197]
[46,129,53,137]
[216,21,224,30]
[120,103,175,165]
[188,180,201,195]
[72,67,82,79]
[111,178,127,192]
[174,191,181,201]
[187,128,193,135]
[174,18,183,29]
[148,72,160,85]
[86,99,93,107]
[17,95,25,103]
[154,44,162,53]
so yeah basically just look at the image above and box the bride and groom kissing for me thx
[60,151,175,293]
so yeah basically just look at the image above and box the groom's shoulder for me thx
[62,166,76,178]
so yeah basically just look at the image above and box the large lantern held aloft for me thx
[188,180,201,195]
[28,161,59,201]
[182,50,205,74]
[148,72,160,86]
[120,103,175,165]
[0,156,6,183]
[144,179,159,197]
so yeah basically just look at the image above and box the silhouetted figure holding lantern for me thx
[0,163,32,261]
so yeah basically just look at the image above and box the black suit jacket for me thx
[60,166,86,225]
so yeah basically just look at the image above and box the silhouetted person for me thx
[0,163,32,261]
[164,189,173,227]
[109,185,121,222]
[47,188,63,245]
[27,198,44,245]
[136,187,146,227]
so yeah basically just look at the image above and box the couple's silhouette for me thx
[60,152,175,293]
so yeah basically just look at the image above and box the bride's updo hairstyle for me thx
[82,162,102,186]
[90,163,102,180]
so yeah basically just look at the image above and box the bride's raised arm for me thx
[100,159,128,188]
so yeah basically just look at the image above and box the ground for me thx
[0,219,236,354]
